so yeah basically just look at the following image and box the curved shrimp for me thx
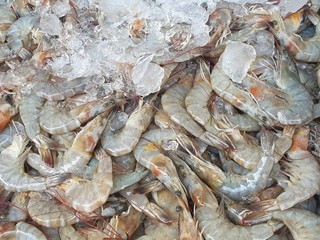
[101,97,156,156]
[32,75,91,101]
[0,222,47,240]
[6,15,40,59]
[39,96,123,135]
[249,127,320,211]
[27,191,80,228]
[268,6,320,62]
[52,147,113,213]
[161,66,229,149]
[152,189,199,240]
[120,184,171,224]
[28,111,111,175]
[133,128,188,206]
[0,132,68,192]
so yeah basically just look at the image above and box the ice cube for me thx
[131,54,164,97]
[221,41,256,83]
[39,13,62,36]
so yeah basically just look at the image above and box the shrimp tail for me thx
[46,173,70,187]
[247,199,278,211]
[242,210,272,225]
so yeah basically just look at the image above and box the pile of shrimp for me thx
[1,0,320,239]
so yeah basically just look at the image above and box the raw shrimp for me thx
[207,8,232,45]
[27,191,80,227]
[0,94,17,132]
[3,192,28,222]
[32,75,91,101]
[0,132,68,192]
[152,189,199,240]
[28,111,111,175]
[269,6,320,62]
[185,60,231,144]
[133,128,189,206]
[101,97,156,156]
[39,96,123,135]
[195,182,282,240]
[161,66,229,149]
[168,149,226,190]
[250,127,320,211]
[246,208,320,240]
[53,147,113,213]
[217,130,275,201]
[59,226,86,240]
[0,222,47,240]
[0,121,24,151]
[6,15,40,58]
[120,184,171,224]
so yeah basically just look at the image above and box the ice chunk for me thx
[39,13,62,36]
[278,0,308,17]
[247,30,274,57]
[131,54,164,97]
[222,41,256,83]
[52,0,70,18]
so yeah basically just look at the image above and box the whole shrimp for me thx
[51,147,113,213]
[32,75,91,101]
[133,128,189,206]
[152,189,199,240]
[268,6,320,62]
[101,96,156,156]
[0,222,47,240]
[6,15,40,59]
[249,127,320,211]
[0,131,68,192]
[120,184,172,224]
[28,111,112,175]
[161,64,229,149]
[39,96,124,135]
[245,208,320,240]
[27,191,80,228]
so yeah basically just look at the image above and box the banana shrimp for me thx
[0,132,68,192]
[161,66,229,149]
[39,96,123,135]
[133,128,188,206]
[0,222,47,240]
[52,147,113,213]
[101,98,156,156]
[27,191,80,228]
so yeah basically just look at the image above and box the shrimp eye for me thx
[176,206,182,212]
[175,191,181,197]
[261,116,267,123]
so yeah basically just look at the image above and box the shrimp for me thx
[39,96,123,135]
[0,6,17,43]
[3,192,28,222]
[0,222,47,240]
[59,226,86,240]
[101,97,156,156]
[249,127,320,211]
[168,149,226,190]
[268,6,320,62]
[28,111,111,175]
[6,15,40,59]
[11,0,36,17]
[195,181,282,240]
[0,94,17,132]
[120,184,171,224]
[246,208,320,240]
[161,66,229,149]
[0,121,24,151]
[0,132,68,192]
[133,128,189,206]
[207,8,232,45]
[152,189,199,240]
[216,129,276,201]
[52,147,113,213]
[27,191,80,227]
[32,75,90,101]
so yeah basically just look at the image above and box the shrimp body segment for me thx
[0,222,47,240]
